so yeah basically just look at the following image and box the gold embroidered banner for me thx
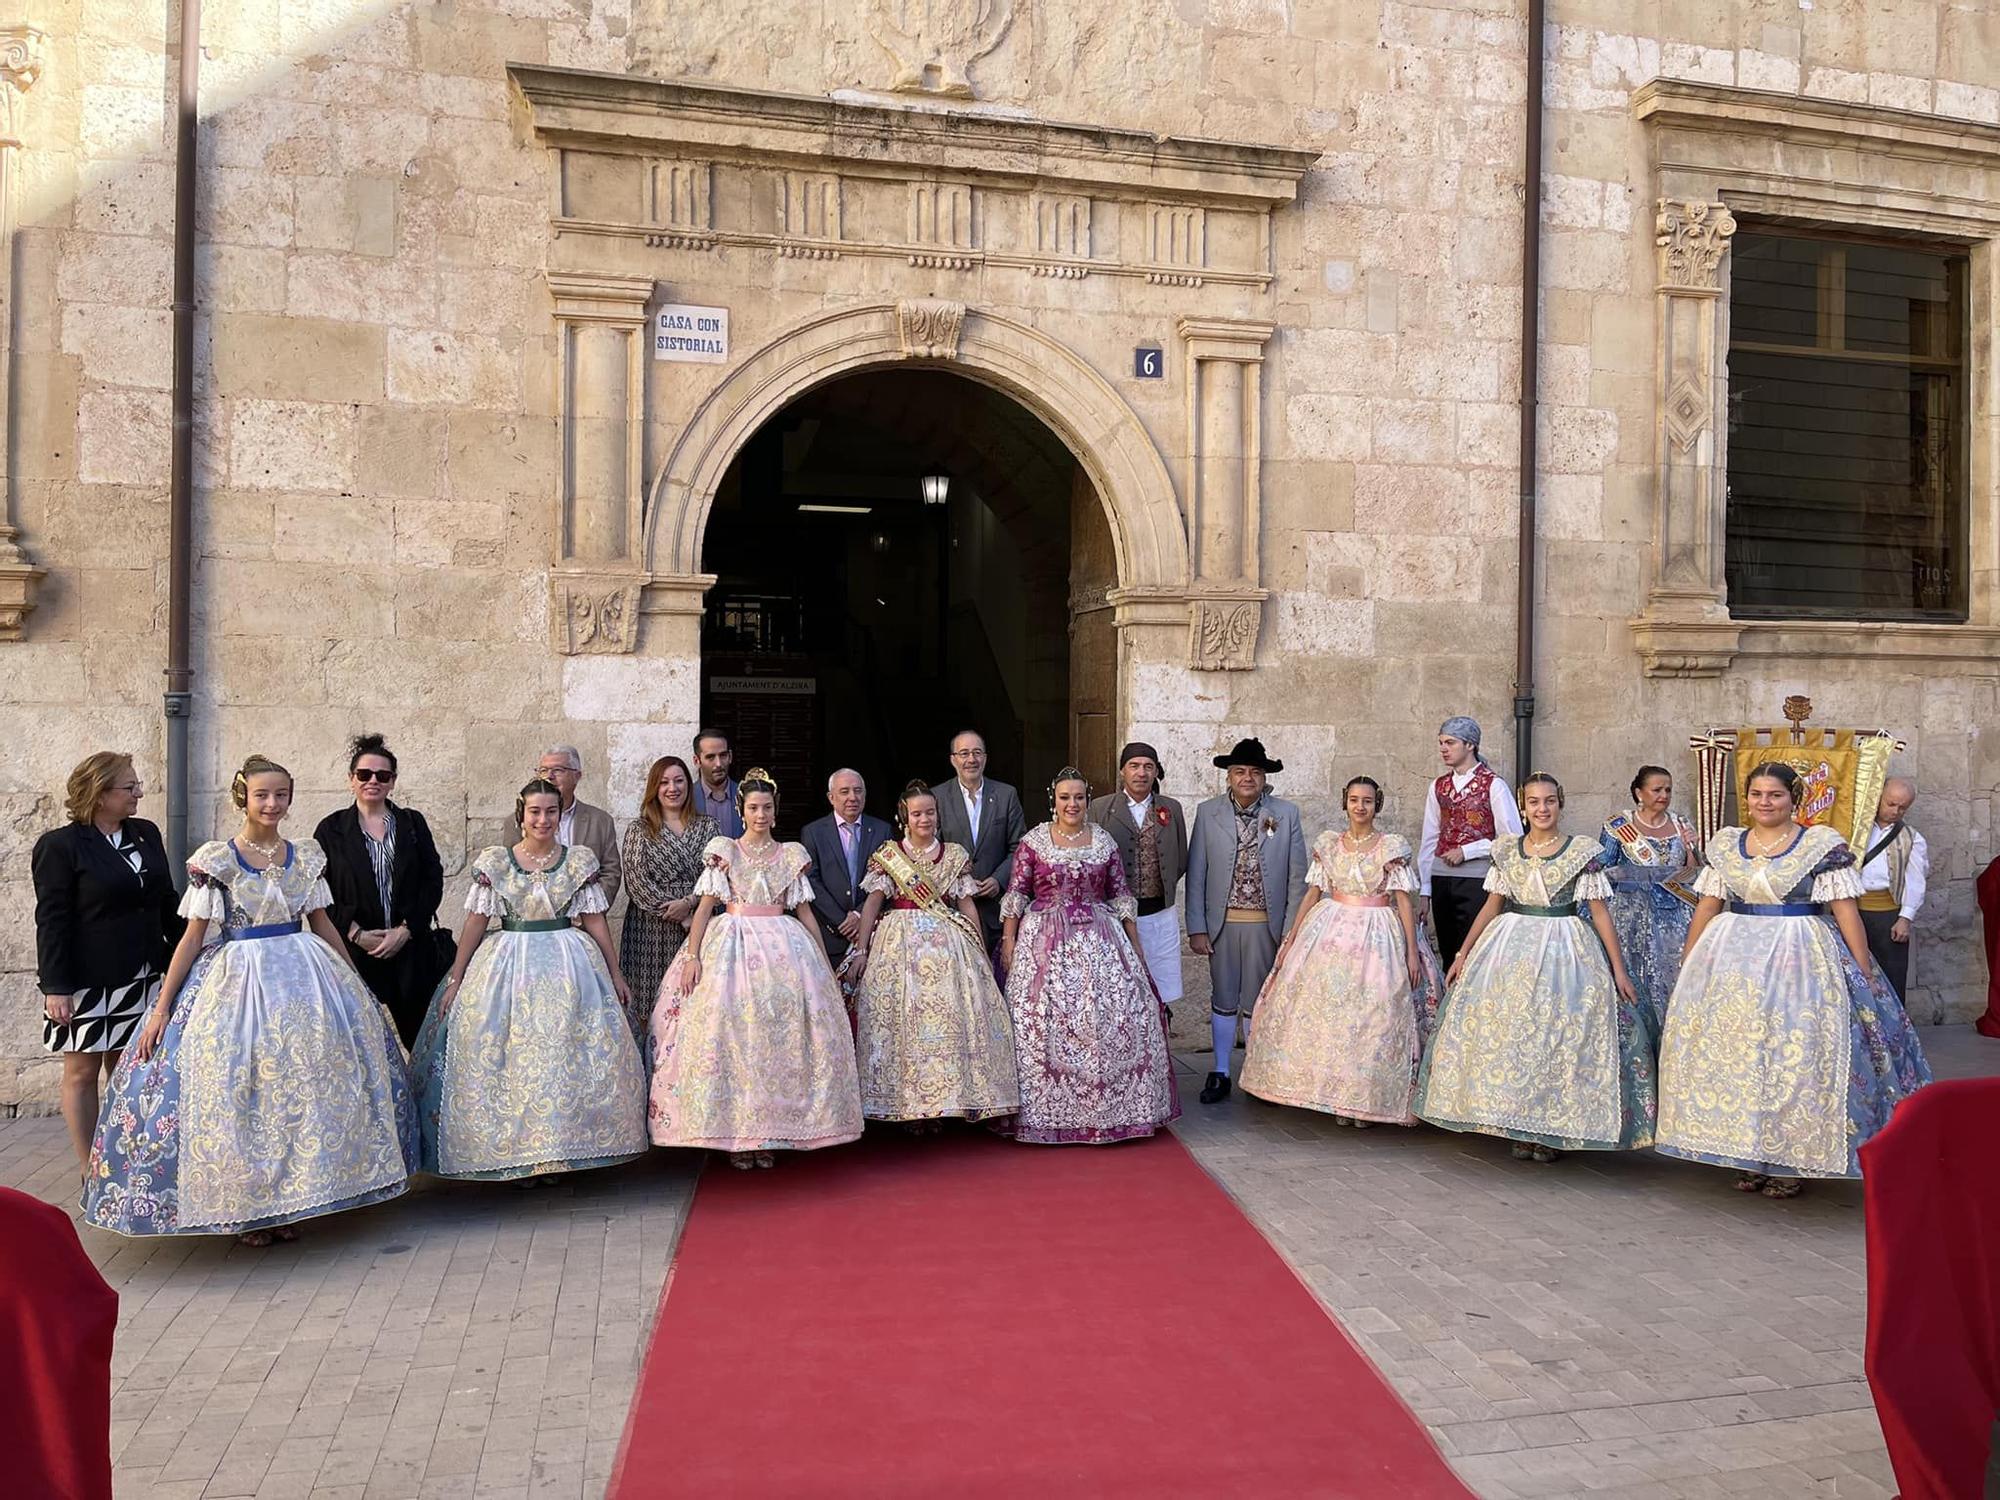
[1730,727,1896,855]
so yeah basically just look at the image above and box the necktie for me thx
[969,791,982,844]
[841,821,859,885]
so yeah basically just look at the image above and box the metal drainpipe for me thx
[1513,0,1546,785]
[164,0,200,868]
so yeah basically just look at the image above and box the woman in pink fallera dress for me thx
[1240,776,1444,1126]
[647,770,862,1169]
[998,768,1178,1145]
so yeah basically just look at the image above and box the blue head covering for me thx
[1439,715,1482,748]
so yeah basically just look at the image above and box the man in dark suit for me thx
[799,767,894,966]
[932,729,1027,952]
[1088,742,1189,1013]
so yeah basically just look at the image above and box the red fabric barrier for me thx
[0,1187,116,1500]
[1977,856,2000,1038]
[1861,1079,2000,1500]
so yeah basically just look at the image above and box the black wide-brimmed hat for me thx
[1213,737,1283,774]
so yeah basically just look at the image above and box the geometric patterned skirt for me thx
[43,967,160,1054]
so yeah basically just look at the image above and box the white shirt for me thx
[558,803,576,848]
[1124,793,1153,827]
[1861,822,1928,920]
[1416,764,1523,895]
[960,780,984,844]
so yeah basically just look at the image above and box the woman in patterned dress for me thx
[83,755,418,1246]
[619,755,717,1039]
[649,770,863,1168]
[33,752,182,1174]
[1416,773,1655,1163]
[1240,776,1443,1126]
[1597,765,1701,1031]
[998,768,1178,1145]
[410,779,646,1183]
[846,780,1018,1127]
[1655,762,1932,1198]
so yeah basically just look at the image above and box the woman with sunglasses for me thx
[314,733,448,1047]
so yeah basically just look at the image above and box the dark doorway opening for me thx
[699,368,1118,833]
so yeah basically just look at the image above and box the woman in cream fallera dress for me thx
[847,783,1018,1124]
[410,832,647,1182]
[649,773,863,1165]
[1241,779,1443,1125]
[1416,775,1656,1160]
[1655,804,1930,1193]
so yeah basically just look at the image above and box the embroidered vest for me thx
[1868,823,1913,901]
[1132,810,1164,901]
[1435,763,1498,861]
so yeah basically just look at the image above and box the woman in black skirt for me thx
[32,752,182,1173]
[314,732,447,1047]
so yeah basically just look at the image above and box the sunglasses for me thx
[353,768,397,784]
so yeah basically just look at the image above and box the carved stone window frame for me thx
[1630,81,2000,676]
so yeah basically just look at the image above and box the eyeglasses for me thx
[353,769,397,784]
[536,765,580,778]
[951,748,986,760]
[112,783,144,795]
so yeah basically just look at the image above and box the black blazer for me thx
[32,818,183,994]
[799,812,895,961]
[313,802,445,941]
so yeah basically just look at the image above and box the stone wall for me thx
[4,0,1996,1109]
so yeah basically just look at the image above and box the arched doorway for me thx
[698,368,1119,829]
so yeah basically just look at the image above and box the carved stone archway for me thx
[643,300,1189,603]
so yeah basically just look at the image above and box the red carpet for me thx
[611,1132,1469,1499]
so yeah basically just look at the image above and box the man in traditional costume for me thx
[1858,778,1929,1003]
[1416,716,1522,970]
[1185,738,1307,1104]
[1089,743,1189,1016]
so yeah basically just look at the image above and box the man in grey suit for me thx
[1088,742,1189,1013]
[1185,737,1307,1103]
[799,767,894,966]
[537,744,621,908]
[932,728,1027,953]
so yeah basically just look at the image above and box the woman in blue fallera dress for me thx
[84,756,419,1246]
[410,778,647,1182]
[1597,765,1700,1032]
[1655,762,1931,1198]
[1416,773,1657,1163]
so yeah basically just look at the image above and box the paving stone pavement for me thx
[4,1026,1995,1499]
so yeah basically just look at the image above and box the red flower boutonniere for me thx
[1154,807,1172,828]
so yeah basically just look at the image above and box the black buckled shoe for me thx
[1199,1072,1232,1104]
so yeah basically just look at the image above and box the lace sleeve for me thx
[568,878,610,916]
[782,869,814,909]
[1481,863,1507,895]
[1306,854,1335,893]
[860,867,893,897]
[301,877,335,915]
[1693,865,1729,901]
[465,875,506,918]
[1108,891,1138,922]
[1811,849,1865,903]
[693,853,732,902]
[1573,868,1613,904]
[1383,859,1418,894]
[178,878,227,923]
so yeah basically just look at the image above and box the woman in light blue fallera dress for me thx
[85,757,419,1245]
[410,779,647,1182]
[1654,762,1931,1199]
[1597,765,1701,1033]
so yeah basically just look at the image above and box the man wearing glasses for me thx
[932,729,1026,957]
[536,745,622,908]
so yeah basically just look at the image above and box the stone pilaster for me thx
[548,272,651,654]
[0,25,46,641]
[1178,316,1272,670]
[1629,199,1742,677]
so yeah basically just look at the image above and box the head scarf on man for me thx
[1439,716,1484,762]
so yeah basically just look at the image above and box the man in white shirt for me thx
[932,729,1026,953]
[1088,743,1189,1012]
[1859,777,1928,1002]
[1416,716,1522,970]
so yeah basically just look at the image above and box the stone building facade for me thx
[4,0,1997,1107]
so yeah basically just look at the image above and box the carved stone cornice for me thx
[0,27,45,148]
[550,572,644,655]
[1187,589,1268,672]
[1628,611,1743,679]
[1655,200,1735,293]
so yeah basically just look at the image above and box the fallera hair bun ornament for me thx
[514,776,563,831]
[895,778,934,832]
[736,768,780,814]
[1047,766,1091,815]
[231,753,294,810]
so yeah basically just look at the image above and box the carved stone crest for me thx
[870,0,1012,99]
[897,298,966,360]
[0,27,45,148]
[1655,199,1736,291]
[551,577,643,655]
[1188,597,1261,672]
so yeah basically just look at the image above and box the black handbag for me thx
[424,924,457,986]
